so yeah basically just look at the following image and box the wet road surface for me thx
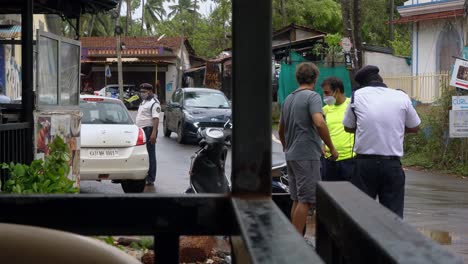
[404,169,468,262]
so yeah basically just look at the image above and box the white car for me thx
[79,95,148,193]
[94,84,136,98]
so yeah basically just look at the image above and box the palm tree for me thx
[94,14,116,36]
[167,0,197,18]
[141,0,166,35]
[125,0,134,35]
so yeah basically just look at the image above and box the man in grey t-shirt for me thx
[279,62,338,235]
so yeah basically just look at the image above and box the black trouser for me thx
[143,126,157,183]
[351,155,405,218]
[322,158,355,182]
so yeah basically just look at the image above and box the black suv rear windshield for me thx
[80,100,133,125]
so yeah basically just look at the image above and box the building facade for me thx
[80,36,195,104]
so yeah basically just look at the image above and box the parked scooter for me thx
[187,126,230,193]
[272,162,289,193]
[123,89,141,110]
[186,121,289,194]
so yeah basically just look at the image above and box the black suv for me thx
[163,88,231,143]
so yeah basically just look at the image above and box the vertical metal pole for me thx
[22,0,34,164]
[155,63,158,90]
[154,233,179,264]
[116,0,124,101]
[117,35,124,101]
[231,0,272,195]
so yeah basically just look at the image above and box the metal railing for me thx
[316,182,463,263]
[0,122,31,188]
[383,72,450,103]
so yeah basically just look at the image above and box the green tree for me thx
[141,0,166,35]
[167,0,198,18]
[272,0,342,33]
[389,29,411,57]
[157,0,231,58]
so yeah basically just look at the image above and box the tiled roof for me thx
[81,36,186,51]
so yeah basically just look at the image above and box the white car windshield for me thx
[80,100,133,125]
[184,92,229,108]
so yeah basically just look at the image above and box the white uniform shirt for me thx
[136,98,160,128]
[343,86,421,157]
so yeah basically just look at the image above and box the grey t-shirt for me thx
[281,89,323,161]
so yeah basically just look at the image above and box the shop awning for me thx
[392,9,465,24]
[1,0,118,18]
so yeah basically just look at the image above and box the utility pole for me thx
[352,0,363,70]
[141,0,145,36]
[115,0,124,101]
[389,0,394,41]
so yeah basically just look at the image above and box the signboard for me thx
[453,96,468,110]
[204,61,222,89]
[449,59,468,90]
[340,37,353,52]
[105,65,112,78]
[449,110,468,138]
[344,53,353,70]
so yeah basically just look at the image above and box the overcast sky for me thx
[127,0,214,19]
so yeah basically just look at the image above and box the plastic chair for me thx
[0,223,141,264]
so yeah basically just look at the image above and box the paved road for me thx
[80,112,468,260]
[80,112,284,194]
[404,169,468,261]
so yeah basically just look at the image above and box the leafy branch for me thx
[1,136,78,194]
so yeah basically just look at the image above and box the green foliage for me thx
[403,89,468,177]
[95,236,125,250]
[157,0,231,57]
[312,33,344,66]
[272,0,342,33]
[389,29,411,57]
[129,237,154,250]
[1,136,78,194]
[69,0,411,59]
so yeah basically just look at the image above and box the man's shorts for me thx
[287,160,321,204]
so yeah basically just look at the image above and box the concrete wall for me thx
[363,51,411,76]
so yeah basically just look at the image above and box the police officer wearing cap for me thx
[342,65,421,218]
[136,83,161,186]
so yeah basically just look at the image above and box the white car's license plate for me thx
[88,149,119,158]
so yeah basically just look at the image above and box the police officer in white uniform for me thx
[343,65,421,218]
[136,83,161,186]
